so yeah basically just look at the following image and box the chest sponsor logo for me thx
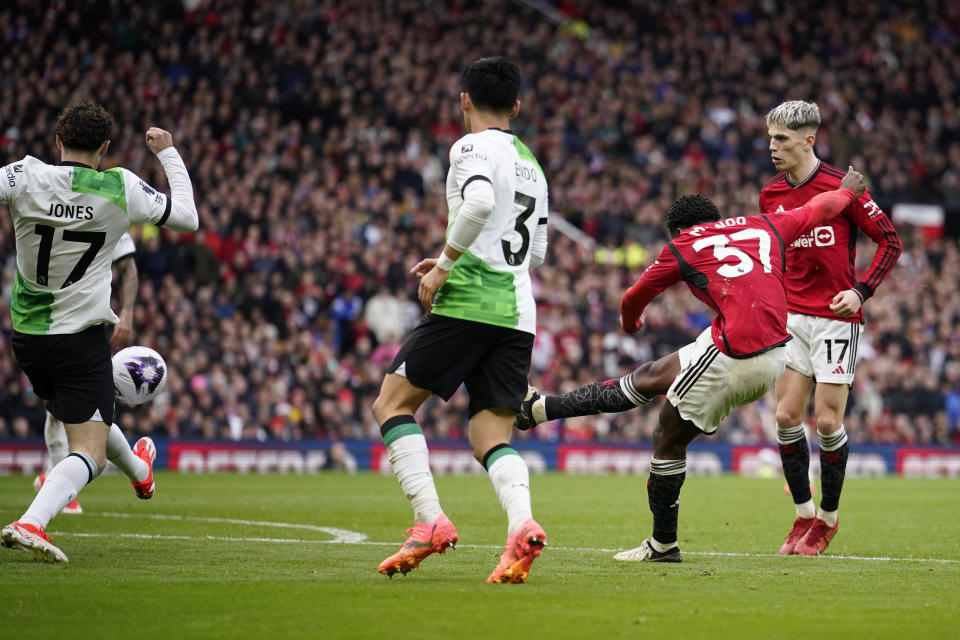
[790,225,835,248]
[461,144,473,153]
[814,226,834,246]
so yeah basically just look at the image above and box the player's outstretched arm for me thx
[146,127,199,233]
[802,166,866,225]
[620,246,681,333]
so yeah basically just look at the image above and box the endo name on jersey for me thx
[433,130,548,335]
[1,156,171,334]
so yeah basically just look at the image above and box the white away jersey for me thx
[113,231,136,262]
[1,156,170,334]
[432,129,548,334]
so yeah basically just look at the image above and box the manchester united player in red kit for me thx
[517,169,867,562]
[763,101,901,556]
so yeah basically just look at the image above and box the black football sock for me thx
[819,426,849,514]
[647,459,686,546]
[544,375,651,420]
[777,424,812,505]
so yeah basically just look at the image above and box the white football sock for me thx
[819,426,848,451]
[44,412,69,468]
[20,453,96,529]
[387,433,443,524]
[106,424,149,482]
[649,537,678,553]
[795,499,817,519]
[531,397,547,424]
[819,508,839,527]
[486,449,532,534]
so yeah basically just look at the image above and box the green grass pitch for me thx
[1,472,958,639]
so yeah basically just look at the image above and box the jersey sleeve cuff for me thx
[437,252,456,271]
[853,282,872,301]
[156,195,172,227]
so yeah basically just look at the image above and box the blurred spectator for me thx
[0,0,957,446]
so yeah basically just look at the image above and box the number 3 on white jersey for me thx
[692,229,772,278]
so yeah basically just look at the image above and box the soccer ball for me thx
[112,346,168,406]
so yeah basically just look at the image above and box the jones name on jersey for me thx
[0,156,171,335]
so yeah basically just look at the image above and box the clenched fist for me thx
[145,127,174,154]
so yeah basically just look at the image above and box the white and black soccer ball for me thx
[112,346,168,406]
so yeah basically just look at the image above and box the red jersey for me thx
[759,161,902,323]
[622,189,858,358]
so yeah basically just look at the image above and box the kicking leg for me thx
[106,424,157,499]
[516,353,680,429]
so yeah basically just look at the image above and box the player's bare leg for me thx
[775,367,819,554]
[794,382,849,555]
[614,401,699,562]
[373,374,457,577]
[3,421,108,563]
[472,408,546,583]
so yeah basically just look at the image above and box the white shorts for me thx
[666,328,787,434]
[785,313,860,384]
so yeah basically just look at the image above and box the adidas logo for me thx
[832,365,845,375]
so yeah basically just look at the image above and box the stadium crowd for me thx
[0,0,958,446]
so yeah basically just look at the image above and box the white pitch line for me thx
[88,511,367,544]
[5,506,956,564]
[54,532,356,545]
[44,530,960,565]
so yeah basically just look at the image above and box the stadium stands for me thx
[0,0,957,445]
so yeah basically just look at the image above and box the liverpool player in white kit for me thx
[0,103,199,562]
[34,231,148,516]
[372,57,550,583]
[762,101,902,555]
